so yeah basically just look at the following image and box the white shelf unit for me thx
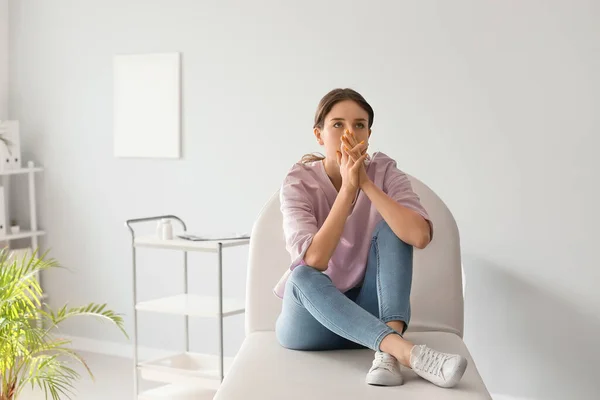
[0,166,44,176]
[0,162,44,292]
[126,216,249,400]
[0,229,45,241]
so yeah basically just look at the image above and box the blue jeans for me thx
[276,221,413,351]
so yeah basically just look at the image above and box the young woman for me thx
[273,88,467,388]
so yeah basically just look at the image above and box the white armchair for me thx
[215,176,491,399]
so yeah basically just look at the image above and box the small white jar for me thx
[156,219,173,240]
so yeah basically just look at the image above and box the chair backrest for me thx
[244,176,464,338]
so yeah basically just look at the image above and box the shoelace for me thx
[415,346,448,377]
[372,352,397,372]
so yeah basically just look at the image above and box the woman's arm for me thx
[361,180,431,249]
[304,147,368,271]
[342,133,432,250]
[303,188,355,271]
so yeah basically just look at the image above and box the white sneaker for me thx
[365,351,404,386]
[409,345,468,388]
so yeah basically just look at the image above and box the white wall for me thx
[7,1,600,399]
[0,0,7,118]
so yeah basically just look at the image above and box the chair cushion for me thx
[215,331,491,399]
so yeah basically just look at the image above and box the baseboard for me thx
[64,335,171,360]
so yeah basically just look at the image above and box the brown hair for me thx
[301,88,374,163]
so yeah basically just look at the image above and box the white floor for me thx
[19,352,132,400]
[19,352,217,400]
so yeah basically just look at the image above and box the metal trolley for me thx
[126,215,249,399]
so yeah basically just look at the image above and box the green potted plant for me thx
[0,249,127,399]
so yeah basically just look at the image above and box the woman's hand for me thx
[341,130,367,157]
[339,130,370,189]
[337,131,368,193]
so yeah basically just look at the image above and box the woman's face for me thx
[315,100,371,160]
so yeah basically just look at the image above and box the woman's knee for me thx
[373,221,408,243]
[287,264,322,288]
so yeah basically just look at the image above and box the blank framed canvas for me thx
[113,52,181,158]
